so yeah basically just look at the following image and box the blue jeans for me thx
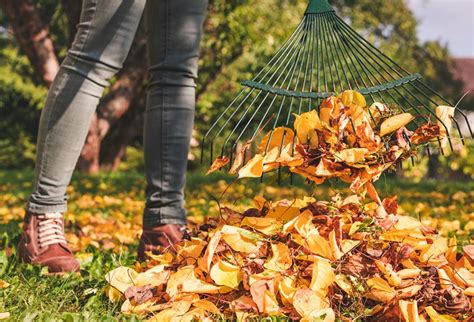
[27,0,208,227]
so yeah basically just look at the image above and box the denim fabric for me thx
[27,0,208,227]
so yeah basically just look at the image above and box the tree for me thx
[0,0,59,86]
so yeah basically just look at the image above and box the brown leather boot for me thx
[137,224,186,261]
[18,212,80,273]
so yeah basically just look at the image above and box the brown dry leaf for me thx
[207,156,230,175]
[410,123,441,144]
[379,113,414,136]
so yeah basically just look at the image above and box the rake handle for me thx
[305,0,334,14]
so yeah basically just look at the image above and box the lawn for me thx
[0,169,473,320]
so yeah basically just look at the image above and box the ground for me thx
[0,169,472,321]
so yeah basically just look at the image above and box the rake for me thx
[201,0,473,182]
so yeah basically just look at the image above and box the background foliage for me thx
[0,0,469,174]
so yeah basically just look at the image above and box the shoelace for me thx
[37,213,67,248]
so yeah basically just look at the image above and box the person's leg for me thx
[27,0,146,214]
[142,0,208,227]
[21,0,146,273]
[138,0,208,259]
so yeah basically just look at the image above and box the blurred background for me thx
[0,0,472,181]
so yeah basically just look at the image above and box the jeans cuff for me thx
[143,207,187,228]
[26,202,67,214]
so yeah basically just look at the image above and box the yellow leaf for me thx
[436,105,455,137]
[238,154,264,178]
[304,230,333,259]
[135,265,170,287]
[399,300,420,322]
[425,306,457,322]
[265,204,301,222]
[452,267,474,288]
[398,268,421,280]
[166,266,232,297]
[310,258,335,296]
[241,217,282,235]
[0,280,9,289]
[301,308,335,322]
[293,289,329,318]
[177,238,206,266]
[379,113,414,136]
[147,308,179,322]
[294,110,322,146]
[193,299,222,316]
[200,231,221,273]
[395,216,422,230]
[463,287,474,296]
[334,148,369,164]
[105,266,138,293]
[398,285,423,299]
[283,210,315,237]
[419,237,448,262]
[340,240,360,255]
[278,276,298,305]
[104,285,123,303]
[210,260,242,289]
[365,276,397,303]
[334,274,353,295]
[340,90,366,107]
[221,225,259,253]
[264,243,292,272]
[146,252,174,264]
[258,127,294,153]
[329,230,344,260]
[375,260,401,286]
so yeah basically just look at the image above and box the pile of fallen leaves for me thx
[209,90,452,196]
[106,194,473,321]
[105,92,473,321]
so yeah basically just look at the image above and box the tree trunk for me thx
[61,0,83,46]
[76,114,101,172]
[76,39,147,173]
[0,0,59,87]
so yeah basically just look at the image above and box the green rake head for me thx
[201,0,473,181]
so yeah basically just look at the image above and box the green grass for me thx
[0,168,473,320]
